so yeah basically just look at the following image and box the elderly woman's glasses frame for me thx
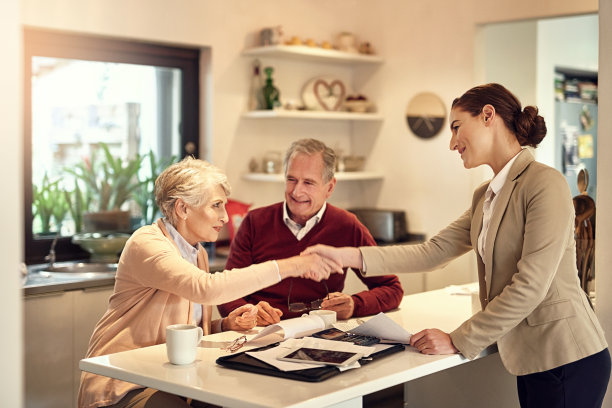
[287,280,329,313]
[222,335,247,353]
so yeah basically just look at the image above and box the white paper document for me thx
[249,314,326,342]
[348,312,412,344]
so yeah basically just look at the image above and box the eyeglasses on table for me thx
[287,279,329,313]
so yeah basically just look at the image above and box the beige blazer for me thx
[361,149,607,375]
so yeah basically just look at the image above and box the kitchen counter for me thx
[23,254,229,296]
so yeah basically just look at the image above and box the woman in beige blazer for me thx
[305,84,610,407]
[78,157,342,408]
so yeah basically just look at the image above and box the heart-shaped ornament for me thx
[313,79,346,111]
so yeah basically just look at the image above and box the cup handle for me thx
[196,327,203,345]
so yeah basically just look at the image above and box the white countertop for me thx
[80,283,489,408]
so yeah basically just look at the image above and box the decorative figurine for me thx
[262,66,281,110]
[259,26,283,46]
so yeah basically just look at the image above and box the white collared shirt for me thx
[283,201,327,240]
[477,150,522,261]
[162,219,202,324]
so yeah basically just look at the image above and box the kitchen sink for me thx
[38,261,117,279]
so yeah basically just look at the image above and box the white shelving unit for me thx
[242,109,383,121]
[243,171,384,182]
[241,45,383,183]
[242,45,383,65]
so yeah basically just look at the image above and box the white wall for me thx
[1,0,23,406]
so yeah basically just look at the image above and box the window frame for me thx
[23,28,200,264]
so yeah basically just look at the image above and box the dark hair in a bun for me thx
[452,83,547,148]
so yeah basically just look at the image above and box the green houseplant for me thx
[65,143,145,232]
[32,172,69,235]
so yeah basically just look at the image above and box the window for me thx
[24,28,200,264]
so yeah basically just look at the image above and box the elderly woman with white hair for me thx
[78,157,342,408]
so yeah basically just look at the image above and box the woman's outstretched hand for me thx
[302,244,363,270]
[276,253,343,282]
[410,328,459,355]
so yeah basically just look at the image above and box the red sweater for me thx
[218,202,403,319]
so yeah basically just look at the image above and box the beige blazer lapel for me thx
[481,149,535,296]
[483,182,514,295]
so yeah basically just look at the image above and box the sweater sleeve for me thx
[217,213,256,316]
[119,225,279,306]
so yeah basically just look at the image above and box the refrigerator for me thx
[555,100,598,201]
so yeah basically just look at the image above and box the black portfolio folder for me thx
[216,342,405,382]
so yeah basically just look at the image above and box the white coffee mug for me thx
[166,324,203,365]
[309,309,337,329]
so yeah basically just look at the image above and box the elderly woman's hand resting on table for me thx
[222,304,259,331]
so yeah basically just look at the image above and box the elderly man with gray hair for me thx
[218,138,403,325]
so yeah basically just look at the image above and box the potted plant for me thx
[32,172,69,236]
[65,143,145,232]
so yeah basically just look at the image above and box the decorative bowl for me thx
[344,100,370,113]
[72,232,130,262]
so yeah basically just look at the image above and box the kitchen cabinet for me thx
[25,285,113,408]
[241,45,384,183]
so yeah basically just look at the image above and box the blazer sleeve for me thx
[360,208,473,276]
[450,169,576,360]
[349,221,404,315]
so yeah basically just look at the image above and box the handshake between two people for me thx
[276,244,358,282]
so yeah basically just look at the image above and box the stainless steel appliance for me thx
[348,208,409,244]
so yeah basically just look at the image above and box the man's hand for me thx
[321,292,354,320]
[277,254,343,282]
[409,328,459,355]
[255,301,283,326]
[223,304,258,331]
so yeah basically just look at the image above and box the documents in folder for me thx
[250,314,326,342]
[347,312,412,344]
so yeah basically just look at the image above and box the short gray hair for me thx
[283,138,337,183]
[154,156,231,226]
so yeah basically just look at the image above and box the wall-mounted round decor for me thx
[405,92,446,139]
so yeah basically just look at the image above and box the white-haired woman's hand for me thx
[276,254,343,282]
[222,304,258,331]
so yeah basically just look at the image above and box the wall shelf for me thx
[243,172,384,182]
[242,45,383,65]
[243,110,383,121]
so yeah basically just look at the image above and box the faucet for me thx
[44,237,58,268]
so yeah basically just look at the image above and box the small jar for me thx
[262,151,282,174]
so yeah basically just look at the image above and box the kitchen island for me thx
[80,284,518,408]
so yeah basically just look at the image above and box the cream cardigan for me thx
[78,219,280,408]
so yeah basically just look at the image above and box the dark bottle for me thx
[262,66,280,110]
